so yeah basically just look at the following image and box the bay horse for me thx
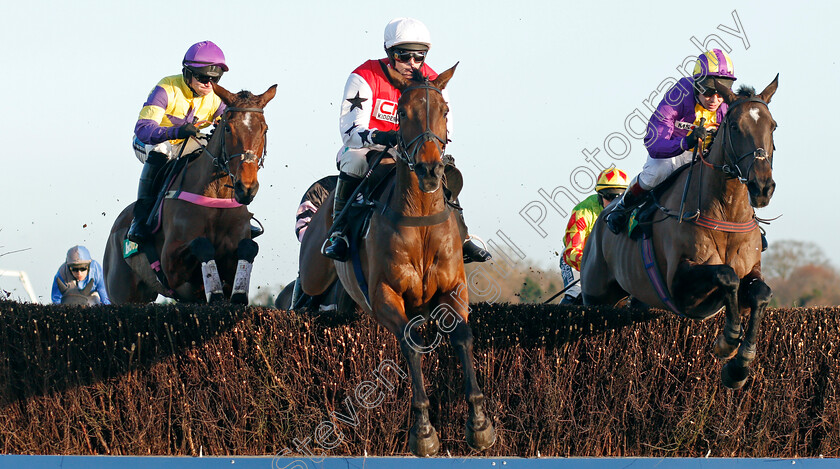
[298,65,495,456]
[104,83,277,304]
[581,75,778,390]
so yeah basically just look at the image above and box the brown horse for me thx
[104,83,277,304]
[299,65,495,456]
[582,75,778,389]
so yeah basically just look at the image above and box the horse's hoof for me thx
[208,292,225,304]
[721,361,750,390]
[409,427,440,457]
[230,292,248,305]
[466,418,496,451]
[713,334,739,360]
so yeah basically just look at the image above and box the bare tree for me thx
[762,240,830,280]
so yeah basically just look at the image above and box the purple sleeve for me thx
[212,101,227,120]
[644,82,692,159]
[134,86,179,145]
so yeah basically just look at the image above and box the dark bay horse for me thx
[104,83,277,304]
[582,75,778,389]
[299,65,495,456]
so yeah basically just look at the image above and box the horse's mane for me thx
[735,85,757,98]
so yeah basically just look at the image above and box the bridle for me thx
[396,80,448,172]
[702,96,773,184]
[205,106,267,185]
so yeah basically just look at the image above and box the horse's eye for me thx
[225,124,232,133]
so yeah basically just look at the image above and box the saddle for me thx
[627,162,695,239]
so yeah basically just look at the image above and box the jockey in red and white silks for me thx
[336,58,451,178]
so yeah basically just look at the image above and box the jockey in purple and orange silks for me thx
[322,17,491,264]
[606,49,737,234]
[127,41,229,243]
[559,168,629,304]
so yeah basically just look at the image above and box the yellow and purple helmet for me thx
[595,168,629,193]
[693,49,736,91]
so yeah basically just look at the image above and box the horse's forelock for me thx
[234,90,260,106]
[736,85,757,98]
[410,68,427,83]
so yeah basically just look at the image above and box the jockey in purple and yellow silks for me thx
[606,49,736,234]
[127,41,229,243]
[559,168,629,304]
[322,17,491,264]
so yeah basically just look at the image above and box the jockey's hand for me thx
[372,130,399,147]
[176,123,199,140]
[684,118,708,150]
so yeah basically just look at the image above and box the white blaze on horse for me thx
[582,75,779,390]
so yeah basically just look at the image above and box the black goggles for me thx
[193,74,221,84]
[69,265,89,273]
[392,49,427,63]
[600,192,621,202]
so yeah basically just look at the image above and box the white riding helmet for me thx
[384,18,432,50]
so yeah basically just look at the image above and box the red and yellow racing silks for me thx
[562,194,603,271]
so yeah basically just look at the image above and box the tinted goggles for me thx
[69,266,89,273]
[392,49,427,63]
[194,74,221,85]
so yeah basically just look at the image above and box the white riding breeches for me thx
[336,145,397,178]
[133,135,207,164]
[638,150,694,190]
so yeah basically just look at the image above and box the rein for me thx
[699,96,771,183]
[659,96,772,233]
[396,81,448,171]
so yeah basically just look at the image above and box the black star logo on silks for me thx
[344,123,358,136]
[359,129,371,144]
[347,92,367,111]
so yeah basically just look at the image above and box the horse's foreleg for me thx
[440,295,495,452]
[189,237,224,303]
[722,273,772,390]
[672,263,742,359]
[375,287,439,457]
[231,239,259,305]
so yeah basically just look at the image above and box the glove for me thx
[371,130,399,147]
[176,123,199,139]
[684,118,708,150]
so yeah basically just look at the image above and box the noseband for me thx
[396,81,447,172]
[207,106,267,184]
[713,96,772,183]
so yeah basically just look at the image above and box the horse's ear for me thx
[212,82,237,106]
[758,74,779,104]
[56,276,69,293]
[714,79,738,104]
[384,64,411,91]
[432,62,458,90]
[258,84,278,107]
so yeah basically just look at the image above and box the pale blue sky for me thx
[1,0,836,302]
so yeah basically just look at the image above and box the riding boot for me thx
[605,177,648,234]
[451,207,492,264]
[323,172,362,261]
[127,152,166,243]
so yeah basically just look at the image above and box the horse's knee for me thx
[189,238,215,262]
[743,279,772,306]
[713,267,740,290]
[237,238,259,262]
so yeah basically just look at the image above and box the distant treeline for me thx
[0,300,837,457]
